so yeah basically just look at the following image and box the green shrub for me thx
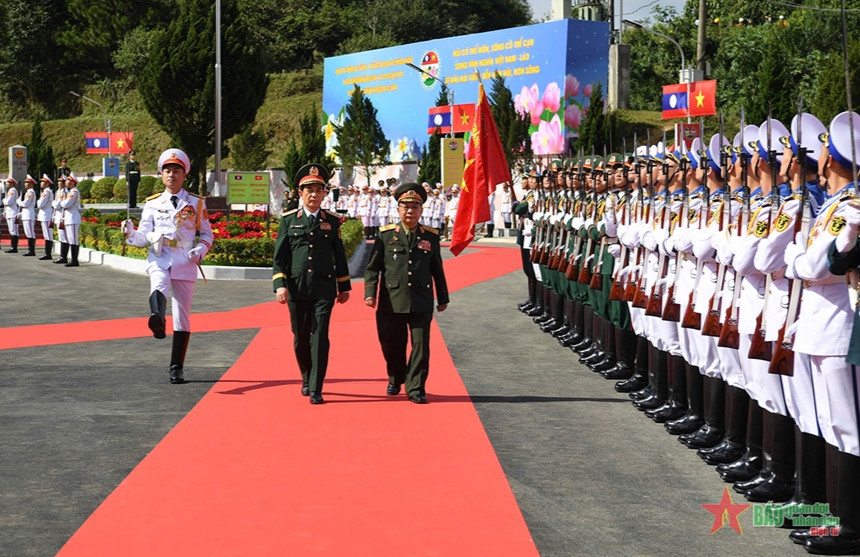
[113,177,127,199]
[91,176,118,200]
[79,221,148,259]
[205,237,274,266]
[341,218,363,259]
[77,179,94,200]
[137,175,158,200]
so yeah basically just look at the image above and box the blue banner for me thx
[323,19,609,161]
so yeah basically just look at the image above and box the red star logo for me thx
[702,486,751,534]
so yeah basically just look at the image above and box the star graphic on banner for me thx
[460,111,470,127]
[116,138,125,149]
[702,486,751,534]
[695,90,706,108]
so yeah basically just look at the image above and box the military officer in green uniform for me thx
[273,163,351,405]
[364,182,449,404]
[126,150,141,208]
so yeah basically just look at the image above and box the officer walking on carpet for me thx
[364,182,449,404]
[272,163,351,405]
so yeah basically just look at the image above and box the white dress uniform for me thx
[501,188,513,227]
[17,184,36,240]
[53,186,67,244]
[377,193,390,226]
[127,188,214,333]
[5,184,19,239]
[36,182,55,259]
[61,184,82,245]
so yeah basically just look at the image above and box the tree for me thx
[575,82,608,154]
[139,0,268,194]
[26,117,55,183]
[488,73,533,176]
[283,107,332,191]
[229,125,272,170]
[813,38,860,125]
[333,85,389,189]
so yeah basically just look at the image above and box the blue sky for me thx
[528,0,688,25]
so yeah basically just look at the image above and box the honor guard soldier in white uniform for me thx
[36,175,54,260]
[60,173,82,266]
[53,177,68,263]
[18,175,37,256]
[123,149,214,384]
[4,177,19,252]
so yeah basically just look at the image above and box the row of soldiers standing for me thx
[1,173,83,266]
[515,110,860,555]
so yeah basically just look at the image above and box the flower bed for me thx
[76,208,365,267]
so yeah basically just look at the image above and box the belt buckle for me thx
[165,239,178,248]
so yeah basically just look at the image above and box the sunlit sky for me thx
[527,0,688,26]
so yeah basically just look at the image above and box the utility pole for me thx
[696,0,707,71]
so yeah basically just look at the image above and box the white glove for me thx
[607,244,621,258]
[620,225,640,248]
[715,235,734,266]
[783,242,805,279]
[122,219,135,237]
[146,232,163,245]
[660,236,676,256]
[570,216,584,229]
[188,245,206,263]
[673,227,693,253]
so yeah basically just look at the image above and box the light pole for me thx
[405,62,454,139]
[214,0,223,197]
[623,19,690,123]
[70,90,111,158]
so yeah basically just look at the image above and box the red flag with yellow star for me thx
[112,132,134,154]
[688,80,717,117]
[450,83,512,256]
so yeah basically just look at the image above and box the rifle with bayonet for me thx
[632,131,653,308]
[702,114,730,337]
[589,147,610,291]
[662,143,687,323]
[645,131,670,317]
[682,120,708,329]
[577,152,597,285]
[610,138,631,301]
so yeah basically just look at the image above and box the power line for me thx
[764,0,860,13]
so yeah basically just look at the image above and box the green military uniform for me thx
[364,183,449,401]
[272,164,351,398]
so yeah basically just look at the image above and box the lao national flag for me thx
[662,84,688,119]
[427,106,452,134]
[689,80,717,117]
[85,132,110,154]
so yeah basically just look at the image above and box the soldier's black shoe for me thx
[64,260,79,267]
[550,324,570,338]
[5,248,17,253]
[387,384,401,395]
[148,313,166,339]
[53,258,68,264]
[633,394,666,411]
[701,441,746,465]
[804,534,860,555]
[679,424,724,449]
[717,453,762,482]
[570,336,593,353]
[665,413,705,435]
[744,478,795,503]
[301,386,310,396]
[409,394,427,404]
[309,392,324,404]
[22,251,35,256]
[525,306,543,317]
[733,473,770,494]
[589,357,616,373]
[629,384,653,401]
[533,313,552,325]
[790,529,814,545]
[645,401,687,423]
[615,374,648,393]
[539,318,559,332]
[601,363,633,380]
[148,292,167,339]
[580,349,605,366]
[37,253,52,260]
[169,366,186,384]
[517,300,533,312]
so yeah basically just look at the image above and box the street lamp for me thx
[623,19,691,123]
[70,90,111,158]
[405,62,454,139]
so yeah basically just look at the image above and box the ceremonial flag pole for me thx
[450,72,512,256]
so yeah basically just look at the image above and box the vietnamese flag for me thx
[661,83,688,120]
[112,132,134,154]
[688,80,717,117]
[452,103,476,134]
[450,82,512,256]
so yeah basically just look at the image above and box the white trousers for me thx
[149,269,195,333]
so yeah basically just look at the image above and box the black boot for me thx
[680,376,725,449]
[22,237,36,256]
[700,386,748,464]
[616,335,649,392]
[590,321,617,372]
[580,316,606,365]
[540,291,561,331]
[38,240,53,260]
[148,291,167,339]
[6,235,18,253]
[633,346,667,410]
[64,244,79,266]
[666,364,705,434]
[803,449,860,554]
[169,331,191,384]
[572,305,595,353]
[603,327,636,380]
[485,224,495,238]
[745,412,796,502]
[646,354,688,422]
[718,402,763,482]
[53,242,68,264]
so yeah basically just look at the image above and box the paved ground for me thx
[0,241,805,556]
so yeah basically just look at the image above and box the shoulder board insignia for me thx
[753,220,770,238]
[282,208,299,217]
[146,192,161,201]
[829,215,846,236]
[422,226,439,235]
[324,209,340,219]
[187,192,203,199]
[774,213,792,233]
[379,224,397,232]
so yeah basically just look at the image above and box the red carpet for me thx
[54,246,538,556]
